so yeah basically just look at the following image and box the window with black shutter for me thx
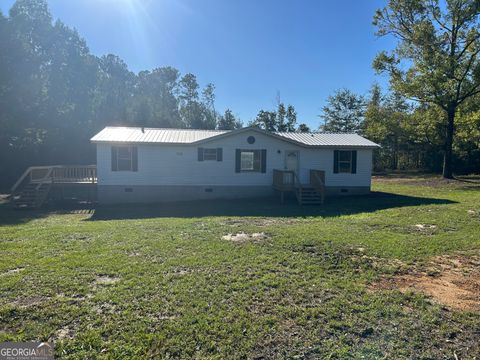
[333,150,357,174]
[198,148,222,161]
[235,149,266,173]
[111,146,138,172]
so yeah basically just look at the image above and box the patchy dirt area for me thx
[1,267,25,276]
[372,254,480,311]
[94,275,120,286]
[220,218,299,227]
[373,174,480,188]
[222,232,270,243]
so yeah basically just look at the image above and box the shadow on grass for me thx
[87,192,455,221]
[0,192,455,225]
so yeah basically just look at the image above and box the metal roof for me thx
[275,132,379,147]
[91,126,379,148]
[91,127,229,144]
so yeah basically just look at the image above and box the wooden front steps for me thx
[296,186,324,205]
[273,169,325,206]
[10,165,97,210]
[12,183,52,209]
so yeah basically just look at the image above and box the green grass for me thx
[0,177,479,359]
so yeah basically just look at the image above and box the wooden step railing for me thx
[309,169,325,204]
[11,165,97,194]
[273,168,325,205]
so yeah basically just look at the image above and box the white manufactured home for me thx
[90,126,379,205]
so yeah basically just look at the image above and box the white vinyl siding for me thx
[96,130,373,187]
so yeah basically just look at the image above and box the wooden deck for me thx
[11,165,97,209]
[273,169,325,205]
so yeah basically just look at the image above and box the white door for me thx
[284,150,299,185]
[285,150,299,173]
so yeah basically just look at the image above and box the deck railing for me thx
[273,169,301,191]
[310,169,325,204]
[11,165,97,193]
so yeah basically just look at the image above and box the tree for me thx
[201,83,217,129]
[373,0,480,178]
[297,123,310,133]
[286,105,297,132]
[178,74,217,129]
[363,84,414,170]
[320,89,366,132]
[253,102,298,131]
[253,110,278,131]
[217,109,242,130]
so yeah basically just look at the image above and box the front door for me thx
[285,150,299,173]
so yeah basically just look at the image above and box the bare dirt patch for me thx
[51,319,81,341]
[373,174,480,189]
[94,275,120,286]
[1,267,25,276]
[10,296,49,308]
[64,233,92,241]
[220,218,299,227]
[372,254,480,311]
[222,232,270,243]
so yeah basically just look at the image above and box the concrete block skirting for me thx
[97,185,371,204]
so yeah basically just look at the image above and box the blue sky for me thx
[1,0,394,128]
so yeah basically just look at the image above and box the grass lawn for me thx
[0,176,479,359]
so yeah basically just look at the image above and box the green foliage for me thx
[297,123,311,133]
[217,109,242,130]
[373,0,480,177]
[320,88,366,133]
[252,102,299,132]
[0,0,239,189]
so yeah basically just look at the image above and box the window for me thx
[111,146,138,172]
[241,151,255,171]
[235,149,266,173]
[203,148,218,161]
[198,148,222,161]
[338,150,352,173]
[333,150,357,174]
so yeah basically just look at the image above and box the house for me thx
[90,126,379,205]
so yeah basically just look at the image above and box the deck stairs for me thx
[273,169,325,205]
[12,183,52,209]
[10,165,97,210]
[295,186,324,205]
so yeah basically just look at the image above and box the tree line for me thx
[1,0,479,190]
[0,0,308,189]
[320,0,480,177]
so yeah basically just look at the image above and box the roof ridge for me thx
[104,126,229,132]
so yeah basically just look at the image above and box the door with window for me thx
[284,150,299,184]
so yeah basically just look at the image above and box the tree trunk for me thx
[442,107,455,179]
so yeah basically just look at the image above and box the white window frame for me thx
[117,146,134,171]
[203,148,218,161]
[338,150,352,174]
[240,151,255,171]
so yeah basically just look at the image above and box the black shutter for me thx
[111,146,118,171]
[132,146,138,172]
[198,148,204,161]
[261,149,267,173]
[217,148,222,161]
[333,150,339,174]
[351,150,357,174]
[235,149,241,173]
